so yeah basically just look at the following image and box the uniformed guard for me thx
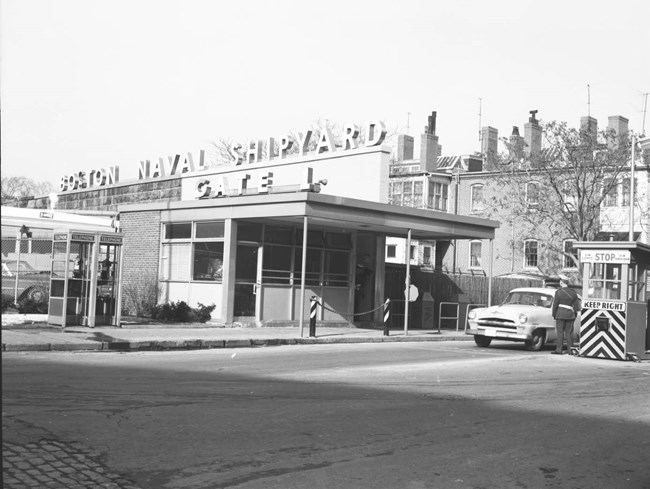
[551,274,581,355]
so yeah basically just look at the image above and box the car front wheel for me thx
[525,330,545,351]
[474,335,492,347]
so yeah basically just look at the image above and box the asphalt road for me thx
[3,341,650,489]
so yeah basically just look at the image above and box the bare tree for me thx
[1,177,54,205]
[485,120,638,272]
[208,119,398,167]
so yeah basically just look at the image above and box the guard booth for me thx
[574,241,650,361]
[48,230,124,327]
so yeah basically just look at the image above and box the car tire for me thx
[474,335,492,347]
[525,330,545,351]
[24,286,47,303]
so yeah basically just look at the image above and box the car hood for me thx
[475,304,537,319]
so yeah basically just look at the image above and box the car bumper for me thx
[466,326,530,341]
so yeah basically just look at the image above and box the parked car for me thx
[1,261,50,302]
[466,287,580,351]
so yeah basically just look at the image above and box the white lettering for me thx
[151,158,165,178]
[196,179,211,198]
[230,143,244,165]
[267,137,276,161]
[259,172,273,193]
[279,135,293,159]
[297,130,313,157]
[316,126,335,153]
[366,120,387,146]
[247,140,263,164]
[343,123,360,150]
[138,160,150,180]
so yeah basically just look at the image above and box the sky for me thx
[1,0,649,189]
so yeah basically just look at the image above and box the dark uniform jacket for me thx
[552,287,580,320]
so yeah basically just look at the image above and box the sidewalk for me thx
[1,314,471,352]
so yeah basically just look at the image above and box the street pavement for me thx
[1,313,471,488]
[1,313,470,352]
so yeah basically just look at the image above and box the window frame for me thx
[469,240,482,269]
[524,239,538,269]
[470,184,484,213]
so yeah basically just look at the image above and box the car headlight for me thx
[468,310,477,320]
[518,313,528,324]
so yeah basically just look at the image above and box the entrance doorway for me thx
[233,244,260,320]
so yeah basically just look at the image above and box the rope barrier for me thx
[312,298,390,318]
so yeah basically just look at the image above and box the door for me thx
[95,243,120,325]
[68,240,95,326]
[234,244,260,320]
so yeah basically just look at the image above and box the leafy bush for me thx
[151,301,215,323]
[2,294,15,312]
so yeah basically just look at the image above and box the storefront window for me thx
[160,243,191,281]
[164,222,191,240]
[294,248,323,286]
[193,242,224,281]
[162,221,224,282]
[195,221,224,239]
[324,250,349,286]
[262,245,293,283]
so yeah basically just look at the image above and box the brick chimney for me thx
[524,110,542,157]
[397,134,414,161]
[509,126,525,159]
[607,115,629,149]
[420,111,439,172]
[580,116,598,143]
[481,126,498,165]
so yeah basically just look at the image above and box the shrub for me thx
[123,277,159,318]
[2,294,15,312]
[151,301,216,323]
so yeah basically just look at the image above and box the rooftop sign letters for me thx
[58,120,387,193]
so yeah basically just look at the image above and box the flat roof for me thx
[119,191,499,240]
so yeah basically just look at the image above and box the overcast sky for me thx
[1,0,649,188]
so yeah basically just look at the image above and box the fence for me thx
[1,237,53,305]
[385,265,544,330]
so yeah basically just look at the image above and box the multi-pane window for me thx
[524,239,538,268]
[470,184,484,212]
[469,240,482,268]
[389,179,423,207]
[429,181,448,211]
[161,221,224,282]
[563,240,577,269]
[526,182,540,208]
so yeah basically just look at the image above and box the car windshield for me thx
[503,291,553,308]
[2,261,37,273]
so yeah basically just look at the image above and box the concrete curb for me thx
[2,334,472,352]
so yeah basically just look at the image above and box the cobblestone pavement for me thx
[3,439,141,489]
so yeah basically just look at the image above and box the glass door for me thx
[234,244,260,319]
[95,243,120,325]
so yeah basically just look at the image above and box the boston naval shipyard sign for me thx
[59,121,387,192]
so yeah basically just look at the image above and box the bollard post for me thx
[309,296,318,337]
[383,299,391,336]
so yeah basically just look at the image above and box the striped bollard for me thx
[309,296,318,337]
[383,299,391,336]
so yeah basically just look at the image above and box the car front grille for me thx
[477,317,518,331]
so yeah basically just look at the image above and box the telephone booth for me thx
[48,230,124,327]
[573,241,650,361]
